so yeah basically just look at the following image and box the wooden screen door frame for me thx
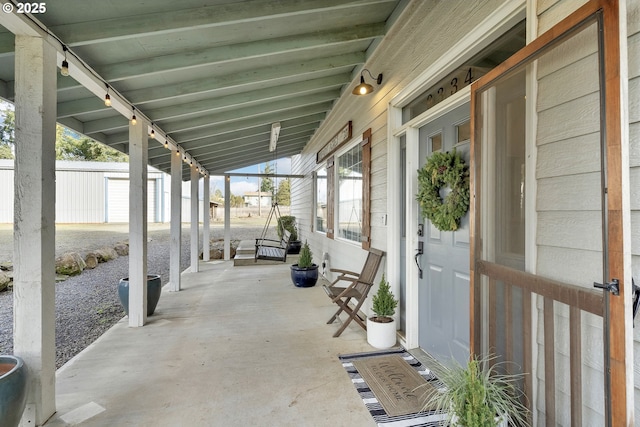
[469,0,631,425]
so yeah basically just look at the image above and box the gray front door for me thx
[417,103,470,365]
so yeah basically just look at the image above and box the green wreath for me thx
[416,150,470,231]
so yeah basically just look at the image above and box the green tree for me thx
[231,194,244,207]
[56,125,128,162]
[276,178,290,206]
[0,144,12,159]
[0,107,14,144]
[260,162,274,195]
[213,189,224,202]
[0,103,126,162]
[0,105,14,159]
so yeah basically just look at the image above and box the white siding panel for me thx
[536,132,600,178]
[631,77,640,123]
[56,170,105,223]
[629,121,640,167]
[536,172,601,211]
[536,20,597,79]
[536,53,599,111]
[630,0,640,37]
[537,210,603,252]
[107,179,129,223]
[0,169,14,223]
[629,29,639,79]
[106,178,158,223]
[630,167,640,210]
[537,92,601,146]
[537,246,602,288]
[537,0,590,34]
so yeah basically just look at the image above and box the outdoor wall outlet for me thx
[381,214,387,226]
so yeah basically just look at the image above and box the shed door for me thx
[107,178,157,223]
[417,103,470,365]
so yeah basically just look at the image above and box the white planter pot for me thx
[366,317,397,349]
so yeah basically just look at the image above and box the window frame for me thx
[317,128,372,249]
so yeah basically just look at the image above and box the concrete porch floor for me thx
[44,260,378,427]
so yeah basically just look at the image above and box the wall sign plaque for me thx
[316,121,352,163]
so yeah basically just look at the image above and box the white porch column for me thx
[169,148,182,291]
[13,35,57,427]
[190,166,199,272]
[202,174,210,261]
[224,175,231,260]
[128,118,148,327]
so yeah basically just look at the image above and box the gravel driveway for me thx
[0,221,266,368]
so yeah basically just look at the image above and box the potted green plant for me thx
[290,241,318,287]
[420,354,530,427]
[278,215,301,254]
[366,274,398,348]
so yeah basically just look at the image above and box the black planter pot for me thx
[287,240,302,254]
[0,355,27,427]
[118,274,162,316]
[290,264,319,288]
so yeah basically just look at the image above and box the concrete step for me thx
[235,240,256,255]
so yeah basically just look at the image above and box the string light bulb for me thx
[131,107,137,125]
[104,84,112,107]
[60,46,70,77]
[149,128,155,139]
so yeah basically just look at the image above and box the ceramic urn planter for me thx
[118,274,162,316]
[367,316,397,349]
[290,264,319,288]
[0,355,28,427]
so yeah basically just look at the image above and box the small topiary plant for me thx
[371,273,397,321]
[297,241,314,268]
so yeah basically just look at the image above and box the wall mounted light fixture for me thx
[352,69,383,95]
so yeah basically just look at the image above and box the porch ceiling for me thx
[0,0,406,179]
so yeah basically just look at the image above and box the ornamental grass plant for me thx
[420,354,530,427]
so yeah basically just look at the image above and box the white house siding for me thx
[291,0,508,309]
[0,166,14,222]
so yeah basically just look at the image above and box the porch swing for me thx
[254,201,291,262]
[254,123,292,262]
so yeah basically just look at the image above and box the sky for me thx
[208,157,292,197]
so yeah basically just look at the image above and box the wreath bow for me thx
[416,150,470,231]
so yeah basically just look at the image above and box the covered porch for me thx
[43,260,377,426]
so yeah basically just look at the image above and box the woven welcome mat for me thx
[339,348,447,426]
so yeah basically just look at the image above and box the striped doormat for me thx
[339,348,447,427]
